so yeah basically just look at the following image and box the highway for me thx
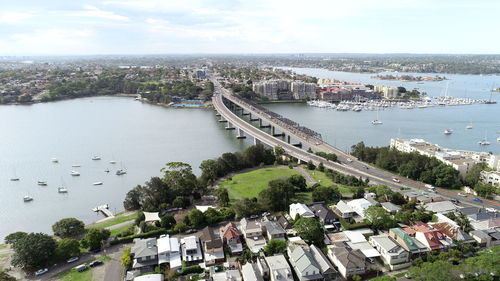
[212,84,500,211]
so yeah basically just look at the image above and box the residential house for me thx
[403,222,453,250]
[288,246,323,281]
[424,201,458,214]
[157,235,182,270]
[343,231,380,259]
[466,209,500,230]
[346,199,373,218]
[265,254,294,281]
[241,263,264,281]
[309,202,340,227]
[256,255,270,280]
[201,226,225,265]
[380,202,401,214]
[290,203,315,220]
[388,228,428,258]
[309,244,338,281]
[220,222,243,254]
[131,238,158,271]
[327,242,367,279]
[211,270,242,281]
[180,236,203,264]
[277,215,296,236]
[369,235,410,270]
[470,228,500,247]
[332,201,356,219]
[260,220,286,241]
[133,274,163,281]
[431,222,475,243]
[240,218,266,253]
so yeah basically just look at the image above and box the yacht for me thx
[109,160,117,164]
[443,129,453,135]
[116,169,127,175]
[497,137,500,142]
[93,182,103,186]
[92,156,101,160]
[23,196,33,202]
[465,124,473,130]
[10,177,20,181]
[104,169,110,173]
[37,181,47,186]
[478,140,490,146]
[51,158,59,163]
[371,120,383,125]
[72,164,81,167]
[58,187,68,193]
[70,171,80,176]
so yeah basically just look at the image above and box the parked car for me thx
[451,199,460,204]
[74,264,88,272]
[89,260,103,267]
[184,229,197,234]
[91,248,101,253]
[261,212,271,217]
[249,215,259,219]
[67,257,79,263]
[472,197,483,203]
[346,158,353,163]
[457,193,467,197]
[392,178,401,183]
[35,268,48,276]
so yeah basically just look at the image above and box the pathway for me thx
[293,166,318,185]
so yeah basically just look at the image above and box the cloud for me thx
[74,5,129,21]
[0,11,34,23]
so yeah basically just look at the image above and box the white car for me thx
[346,158,353,163]
[457,193,467,197]
[35,268,48,276]
[392,178,401,183]
[67,257,79,263]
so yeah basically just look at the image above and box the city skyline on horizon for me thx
[0,0,499,56]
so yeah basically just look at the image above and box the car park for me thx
[67,257,79,263]
[35,268,48,276]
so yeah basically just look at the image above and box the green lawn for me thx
[306,170,353,195]
[0,244,6,250]
[110,225,135,237]
[93,212,138,230]
[58,268,93,281]
[220,167,300,200]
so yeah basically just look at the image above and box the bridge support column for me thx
[225,122,235,130]
[242,110,250,116]
[272,127,285,137]
[250,114,259,122]
[215,112,221,117]
[259,119,271,128]
[254,138,261,145]
[287,135,291,144]
[236,128,246,139]
[292,142,302,148]
[218,116,227,123]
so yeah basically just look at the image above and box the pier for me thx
[92,204,114,218]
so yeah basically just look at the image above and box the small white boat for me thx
[51,158,59,163]
[465,125,473,129]
[23,196,33,202]
[497,137,500,142]
[443,129,453,135]
[116,169,127,175]
[70,171,80,176]
[37,181,47,186]
[478,140,490,146]
[109,160,117,164]
[371,120,383,125]
[58,187,68,193]
[72,164,81,167]
[92,156,101,160]
[93,182,103,186]
[10,177,20,181]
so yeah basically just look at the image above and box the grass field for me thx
[93,212,138,230]
[57,256,111,281]
[306,170,353,195]
[220,167,300,200]
[110,225,135,237]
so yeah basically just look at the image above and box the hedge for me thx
[110,228,179,245]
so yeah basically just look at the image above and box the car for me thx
[89,260,104,267]
[392,178,401,183]
[472,197,483,203]
[261,212,271,217]
[35,268,49,276]
[67,257,79,263]
[346,158,353,163]
[184,229,197,234]
[451,199,460,204]
[249,215,259,219]
[457,192,467,197]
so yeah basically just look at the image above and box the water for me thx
[0,97,251,240]
[267,68,500,154]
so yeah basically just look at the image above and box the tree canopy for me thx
[52,218,85,238]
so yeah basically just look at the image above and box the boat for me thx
[104,169,110,173]
[51,158,59,163]
[37,181,47,186]
[116,169,127,175]
[92,156,101,160]
[371,120,383,125]
[23,196,33,202]
[497,137,500,142]
[10,168,20,181]
[485,91,497,104]
[109,160,117,164]
[58,187,68,193]
[478,140,490,146]
[71,164,81,167]
[93,182,103,186]
[70,170,80,176]
[465,122,473,129]
[443,129,453,135]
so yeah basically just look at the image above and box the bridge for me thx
[212,82,500,210]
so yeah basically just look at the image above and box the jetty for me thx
[92,204,114,218]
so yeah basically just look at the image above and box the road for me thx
[212,86,500,211]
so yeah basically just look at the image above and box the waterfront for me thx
[0,97,251,240]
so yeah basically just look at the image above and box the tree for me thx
[307,160,316,170]
[317,162,325,172]
[55,238,81,261]
[123,185,143,210]
[215,188,230,207]
[52,218,85,238]
[259,178,295,212]
[352,186,365,199]
[187,209,206,229]
[288,174,307,191]
[464,163,486,187]
[162,162,200,197]
[4,232,27,245]
[81,228,110,250]
[160,215,176,229]
[293,218,324,247]
[172,196,185,208]
[474,183,495,198]
[232,198,262,218]
[352,275,362,281]
[10,233,56,272]
[370,276,396,281]
[263,239,287,256]
[121,248,131,269]
[364,206,396,231]
[204,208,222,225]
[312,186,341,204]
[0,271,16,281]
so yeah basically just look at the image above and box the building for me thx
[180,236,203,264]
[195,69,206,79]
[157,235,182,270]
[241,263,265,281]
[291,81,317,99]
[288,245,324,281]
[260,220,286,240]
[309,244,338,280]
[332,201,356,219]
[374,85,399,99]
[133,274,163,281]
[240,218,266,253]
[369,235,410,270]
[219,222,243,254]
[470,229,500,247]
[481,170,500,186]
[309,202,340,226]
[403,222,453,250]
[289,203,315,219]
[346,198,374,218]
[380,202,402,214]
[211,270,242,281]
[131,238,158,270]
[327,242,367,279]
[424,201,458,214]
[265,254,294,281]
[388,228,428,257]
[257,255,270,280]
[201,226,225,265]
[252,80,290,100]
[431,222,475,243]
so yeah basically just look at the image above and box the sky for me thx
[0,0,498,55]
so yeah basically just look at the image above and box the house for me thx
[388,228,428,257]
[265,254,294,281]
[288,245,323,281]
[201,226,225,265]
[342,231,380,259]
[327,242,367,279]
[220,222,243,255]
[380,202,401,214]
[211,269,242,281]
[131,238,158,270]
[332,201,356,219]
[240,218,266,253]
[157,235,182,270]
[431,222,475,243]
[260,220,286,240]
[346,199,373,218]
[369,235,410,270]
[256,255,270,280]
[180,236,203,264]
[424,201,458,214]
[290,203,315,219]
[470,228,500,247]
[466,209,500,230]
[133,274,163,281]
[309,202,340,226]
[309,244,338,281]
[241,263,264,281]
[403,222,453,250]
[277,215,296,236]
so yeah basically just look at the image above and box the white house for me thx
[180,236,203,264]
[157,235,182,270]
[265,254,294,281]
[369,234,410,270]
[289,203,315,220]
[346,199,373,218]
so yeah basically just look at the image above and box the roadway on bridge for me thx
[212,85,500,210]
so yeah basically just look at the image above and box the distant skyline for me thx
[0,0,499,55]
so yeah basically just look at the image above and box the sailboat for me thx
[465,122,473,130]
[37,180,48,186]
[58,178,68,193]
[443,129,453,135]
[10,168,20,181]
[23,196,33,202]
[116,162,127,175]
[478,132,491,146]
[371,109,383,125]
[485,89,497,104]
